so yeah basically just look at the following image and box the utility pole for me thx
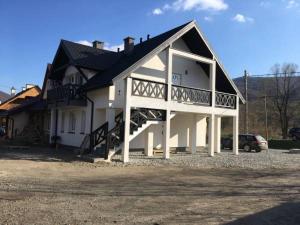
[244,70,248,134]
[264,95,269,141]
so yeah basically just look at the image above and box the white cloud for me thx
[152,8,163,15]
[233,14,254,23]
[104,43,124,52]
[152,0,228,15]
[204,16,213,21]
[286,0,299,9]
[76,40,92,46]
[260,1,271,7]
[76,40,124,52]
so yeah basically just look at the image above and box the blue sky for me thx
[0,0,300,93]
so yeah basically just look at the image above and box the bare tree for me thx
[270,63,298,139]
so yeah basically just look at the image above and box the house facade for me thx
[46,21,244,162]
[0,85,49,140]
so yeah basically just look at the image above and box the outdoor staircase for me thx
[80,108,170,161]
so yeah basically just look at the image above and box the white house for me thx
[45,21,244,163]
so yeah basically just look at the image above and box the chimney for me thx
[147,34,150,40]
[11,87,16,96]
[92,40,104,49]
[123,37,135,54]
[140,37,143,44]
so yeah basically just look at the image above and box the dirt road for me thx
[0,148,299,225]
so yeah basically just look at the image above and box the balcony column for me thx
[163,47,172,159]
[189,114,200,154]
[210,60,216,107]
[122,77,132,163]
[233,99,239,155]
[208,114,215,157]
[144,126,154,157]
[214,116,221,154]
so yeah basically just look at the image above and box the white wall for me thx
[130,113,207,149]
[57,108,87,147]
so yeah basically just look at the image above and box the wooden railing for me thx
[171,85,212,106]
[132,78,167,100]
[47,84,84,102]
[215,92,237,109]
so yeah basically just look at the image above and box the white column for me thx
[163,110,171,159]
[210,61,216,108]
[208,114,215,157]
[189,114,197,154]
[233,116,239,155]
[196,116,207,148]
[163,46,172,159]
[106,108,115,130]
[122,77,132,163]
[145,126,154,157]
[214,116,221,153]
[233,98,239,155]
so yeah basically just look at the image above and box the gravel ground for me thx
[111,149,300,169]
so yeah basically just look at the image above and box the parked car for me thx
[0,126,6,137]
[221,134,268,152]
[288,128,300,140]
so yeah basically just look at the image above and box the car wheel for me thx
[244,145,251,152]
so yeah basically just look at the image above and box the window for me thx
[69,112,76,133]
[172,73,182,85]
[80,111,86,134]
[61,112,65,133]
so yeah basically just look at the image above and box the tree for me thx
[270,63,298,139]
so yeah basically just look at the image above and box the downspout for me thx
[75,66,94,133]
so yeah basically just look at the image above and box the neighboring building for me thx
[45,21,244,162]
[0,85,49,140]
[0,90,10,105]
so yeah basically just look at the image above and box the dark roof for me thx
[83,21,192,90]
[61,40,120,71]
[0,86,41,107]
[0,90,10,103]
[0,96,46,117]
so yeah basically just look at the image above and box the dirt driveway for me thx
[0,147,299,225]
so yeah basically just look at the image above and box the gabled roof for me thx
[49,20,244,102]
[51,40,120,73]
[0,86,41,110]
[83,21,192,90]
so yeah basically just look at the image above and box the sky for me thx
[0,0,300,93]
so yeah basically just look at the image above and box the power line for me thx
[239,71,300,77]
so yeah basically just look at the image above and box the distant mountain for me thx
[0,90,10,104]
[233,76,300,100]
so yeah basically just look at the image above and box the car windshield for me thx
[256,135,266,142]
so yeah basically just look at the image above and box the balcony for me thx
[47,84,86,107]
[131,78,237,109]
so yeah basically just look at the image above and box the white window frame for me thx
[80,111,86,134]
[69,112,76,133]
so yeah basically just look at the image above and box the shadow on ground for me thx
[224,202,300,225]
[0,147,79,162]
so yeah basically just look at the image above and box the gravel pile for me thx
[108,149,300,169]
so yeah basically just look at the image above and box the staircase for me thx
[81,108,167,160]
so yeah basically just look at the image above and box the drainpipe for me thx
[75,66,94,134]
